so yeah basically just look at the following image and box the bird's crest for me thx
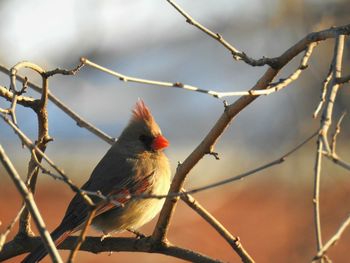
[132,99,153,122]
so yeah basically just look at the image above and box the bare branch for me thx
[313,67,333,119]
[331,111,346,154]
[313,34,346,258]
[181,192,254,263]
[152,66,278,242]
[151,24,350,245]
[43,61,85,78]
[0,145,63,263]
[335,74,350,84]
[313,136,324,252]
[82,42,316,99]
[0,113,94,207]
[232,42,317,96]
[81,57,246,99]
[0,236,223,263]
[8,61,52,237]
[167,0,350,69]
[313,214,350,261]
[0,205,25,252]
[0,63,115,145]
[166,0,276,66]
[0,85,36,109]
[67,209,96,263]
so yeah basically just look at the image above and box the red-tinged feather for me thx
[132,99,153,121]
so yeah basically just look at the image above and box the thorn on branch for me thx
[185,18,193,25]
[223,100,228,110]
[18,77,29,95]
[173,82,184,88]
[231,51,240,61]
[176,161,182,171]
[299,64,309,70]
[206,150,220,160]
[43,62,85,78]
[216,33,222,40]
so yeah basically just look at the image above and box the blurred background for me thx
[0,0,350,262]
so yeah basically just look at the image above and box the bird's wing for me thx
[58,148,153,231]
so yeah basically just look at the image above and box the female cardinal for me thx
[23,100,171,262]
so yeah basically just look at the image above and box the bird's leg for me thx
[127,228,146,239]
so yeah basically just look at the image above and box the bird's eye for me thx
[139,134,153,147]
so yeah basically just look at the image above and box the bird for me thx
[22,100,171,262]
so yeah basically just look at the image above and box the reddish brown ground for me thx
[1,178,349,263]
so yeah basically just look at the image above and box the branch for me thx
[0,145,63,263]
[81,57,247,99]
[313,67,333,119]
[42,61,85,78]
[335,74,350,84]
[151,66,278,243]
[181,192,254,263]
[0,236,223,263]
[0,205,25,252]
[323,152,350,171]
[0,63,115,145]
[313,214,350,261]
[167,0,350,69]
[0,85,37,110]
[313,136,324,252]
[166,0,276,66]
[151,23,350,245]
[313,34,346,259]
[82,41,316,99]
[67,209,96,263]
[0,113,94,207]
[9,61,53,237]
[331,111,346,154]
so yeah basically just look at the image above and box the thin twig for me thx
[152,23,350,244]
[0,113,94,207]
[166,0,278,67]
[323,152,350,171]
[331,111,346,155]
[81,57,247,99]
[313,137,324,252]
[245,42,317,96]
[313,214,350,261]
[335,74,350,84]
[43,61,85,78]
[313,67,333,119]
[11,61,56,237]
[127,130,317,202]
[82,42,315,99]
[67,209,96,263]
[0,63,115,145]
[0,85,36,109]
[9,61,51,237]
[313,34,346,260]
[181,191,254,263]
[0,145,63,263]
[0,205,25,252]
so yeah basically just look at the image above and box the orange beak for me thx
[152,135,169,151]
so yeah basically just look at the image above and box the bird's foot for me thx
[100,233,111,241]
[127,228,146,239]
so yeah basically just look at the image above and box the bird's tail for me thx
[22,225,72,263]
